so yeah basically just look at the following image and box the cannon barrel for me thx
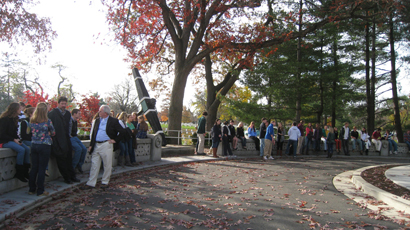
[132,68,167,146]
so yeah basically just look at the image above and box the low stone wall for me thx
[0,134,162,194]
[217,138,410,157]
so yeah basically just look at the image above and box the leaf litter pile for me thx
[361,165,410,200]
[4,159,407,229]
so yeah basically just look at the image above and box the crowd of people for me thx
[0,98,149,195]
[195,112,410,160]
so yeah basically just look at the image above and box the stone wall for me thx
[0,134,162,194]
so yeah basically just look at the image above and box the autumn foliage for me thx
[1,0,57,53]
[103,0,397,134]
[77,95,101,127]
[20,91,100,128]
[20,90,58,111]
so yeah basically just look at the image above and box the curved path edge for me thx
[333,164,410,224]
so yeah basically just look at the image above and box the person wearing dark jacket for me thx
[196,111,207,155]
[71,109,87,173]
[327,127,336,158]
[82,105,125,189]
[228,120,238,150]
[236,122,247,149]
[48,97,80,184]
[313,123,322,152]
[340,122,351,156]
[259,118,268,156]
[211,119,222,158]
[222,121,234,157]
[0,102,31,182]
[334,127,341,154]
[20,107,35,147]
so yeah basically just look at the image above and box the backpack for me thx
[210,129,214,138]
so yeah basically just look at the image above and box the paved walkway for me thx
[1,155,409,228]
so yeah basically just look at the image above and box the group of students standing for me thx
[0,97,150,196]
[196,114,407,159]
[114,111,148,167]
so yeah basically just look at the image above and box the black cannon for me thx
[132,68,167,146]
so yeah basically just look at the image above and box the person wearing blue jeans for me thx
[259,118,268,157]
[118,112,133,167]
[29,103,55,196]
[351,126,362,153]
[0,102,31,182]
[70,109,88,173]
[285,122,301,157]
[404,130,410,151]
[384,130,398,154]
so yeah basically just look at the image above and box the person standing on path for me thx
[302,123,313,155]
[285,122,301,158]
[29,103,55,196]
[211,119,222,158]
[296,120,305,155]
[326,127,335,158]
[82,105,125,190]
[340,122,351,156]
[48,96,80,184]
[263,119,276,160]
[222,120,234,157]
[196,111,207,155]
[276,122,284,157]
[259,118,268,157]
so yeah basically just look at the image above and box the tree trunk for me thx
[389,15,403,142]
[295,0,303,122]
[365,13,374,134]
[167,61,191,143]
[204,55,242,131]
[331,41,338,127]
[317,38,324,124]
[370,18,377,133]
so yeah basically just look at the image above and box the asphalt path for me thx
[5,157,408,229]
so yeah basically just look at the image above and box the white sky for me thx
[1,0,179,109]
[25,0,131,97]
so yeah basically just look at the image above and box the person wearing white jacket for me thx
[285,122,301,157]
[360,127,371,155]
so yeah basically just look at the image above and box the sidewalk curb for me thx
[351,164,410,213]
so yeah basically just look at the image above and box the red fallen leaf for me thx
[331,210,340,213]
[296,220,304,224]
[284,194,290,198]
[229,191,236,194]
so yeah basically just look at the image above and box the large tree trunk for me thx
[389,15,403,142]
[167,60,191,144]
[317,38,324,124]
[204,55,242,131]
[370,18,377,133]
[365,13,374,134]
[331,40,338,127]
